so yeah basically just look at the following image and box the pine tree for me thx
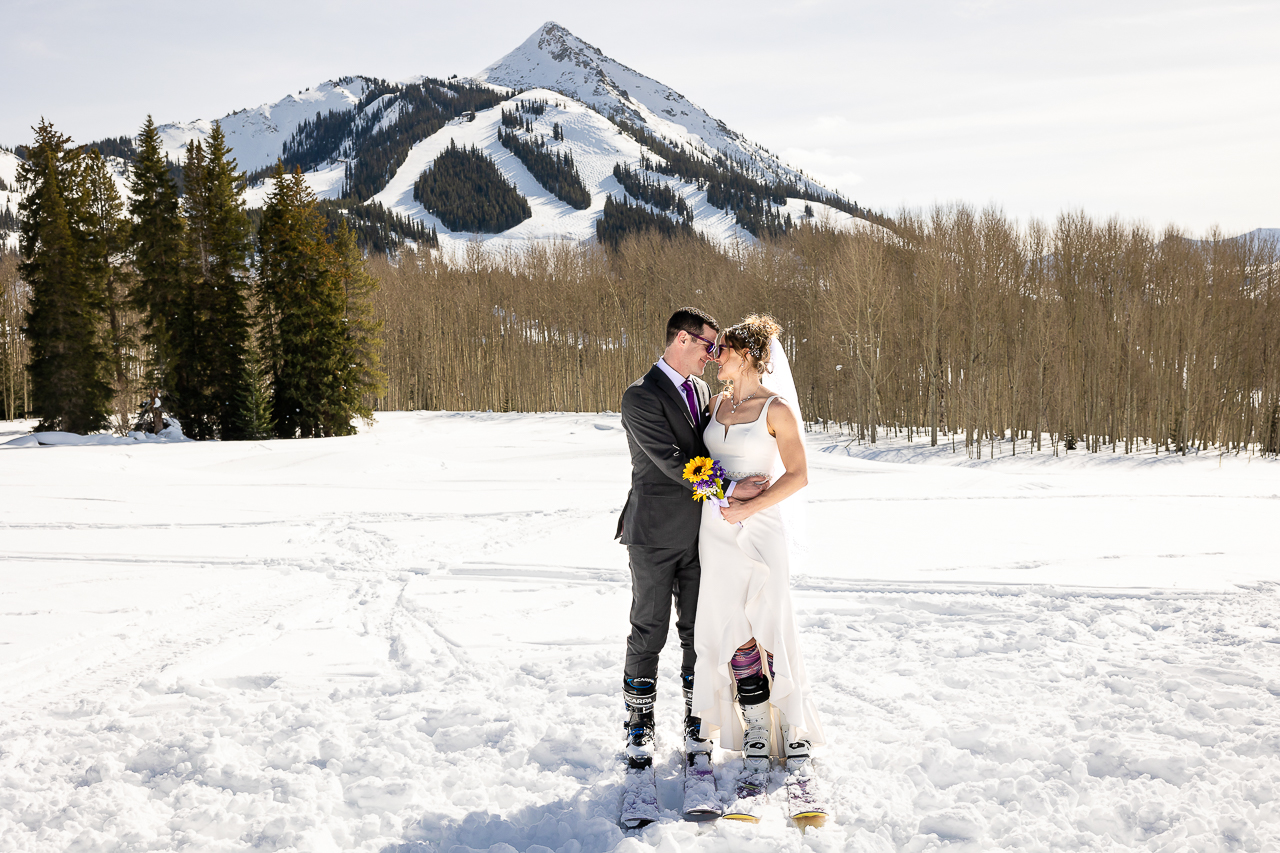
[80,149,136,430]
[178,124,254,440]
[173,139,213,437]
[331,220,385,423]
[18,121,113,433]
[241,336,274,440]
[256,164,348,438]
[128,116,188,407]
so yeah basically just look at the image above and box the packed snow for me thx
[2,411,1278,852]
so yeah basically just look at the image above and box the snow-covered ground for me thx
[1,412,1277,852]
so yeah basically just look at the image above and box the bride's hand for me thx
[731,476,769,501]
[720,498,752,525]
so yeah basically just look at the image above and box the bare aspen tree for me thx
[351,212,1280,458]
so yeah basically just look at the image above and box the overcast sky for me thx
[6,0,1277,235]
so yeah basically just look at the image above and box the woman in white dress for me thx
[691,314,825,784]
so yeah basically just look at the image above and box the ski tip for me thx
[722,813,761,824]
[621,817,656,830]
[792,813,827,831]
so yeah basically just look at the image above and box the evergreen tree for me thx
[18,121,113,433]
[179,124,255,440]
[412,142,531,233]
[331,220,385,423]
[241,337,274,440]
[128,116,188,404]
[256,164,349,438]
[80,149,136,426]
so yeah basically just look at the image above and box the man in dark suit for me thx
[615,307,765,769]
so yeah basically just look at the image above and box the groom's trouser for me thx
[624,542,700,682]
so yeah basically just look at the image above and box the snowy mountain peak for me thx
[473,23,819,192]
[477,22,634,117]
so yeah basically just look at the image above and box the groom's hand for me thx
[730,476,769,501]
[721,497,752,524]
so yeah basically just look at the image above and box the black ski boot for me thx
[682,672,709,755]
[623,676,656,770]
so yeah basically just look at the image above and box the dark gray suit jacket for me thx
[616,363,711,548]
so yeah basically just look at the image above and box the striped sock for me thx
[731,643,762,681]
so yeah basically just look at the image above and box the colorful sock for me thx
[731,643,763,681]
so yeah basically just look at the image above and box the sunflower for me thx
[682,457,715,483]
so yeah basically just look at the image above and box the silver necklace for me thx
[728,388,759,415]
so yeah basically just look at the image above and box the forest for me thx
[4,120,1278,455]
[412,142,532,233]
[365,213,1279,456]
[2,119,383,439]
[497,127,590,210]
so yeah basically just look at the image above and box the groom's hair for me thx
[666,307,719,345]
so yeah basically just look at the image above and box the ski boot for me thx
[622,676,656,770]
[681,673,720,818]
[724,673,771,822]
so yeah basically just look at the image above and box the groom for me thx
[615,307,764,769]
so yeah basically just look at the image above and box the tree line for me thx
[413,141,531,233]
[9,136,1278,457]
[595,194,701,249]
[612,163,692,221]
[366,213,1279,456]
[4,118,383,436]
[613,118,889,237]
[497,128,590,210]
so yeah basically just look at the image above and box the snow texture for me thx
[155,78,372,173]
[1,411,1278,852]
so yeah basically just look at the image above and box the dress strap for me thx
[712,393,725,420]
[761,395,781,419]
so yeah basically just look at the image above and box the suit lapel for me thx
[648,364,696,429]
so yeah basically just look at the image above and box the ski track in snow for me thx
[1,412,1278,852]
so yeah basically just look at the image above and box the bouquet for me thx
[683,457,742,526]
[682,456,727,502]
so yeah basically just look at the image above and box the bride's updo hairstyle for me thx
[723,314,782,375]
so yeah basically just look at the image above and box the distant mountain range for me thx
[1,22,879,253]
[0,24,1272,254]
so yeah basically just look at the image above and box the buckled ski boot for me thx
[724,673,771,821]
[623,676,656,770]
[682,673,709,755]
[737,674,771,776]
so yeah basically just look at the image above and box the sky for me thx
[5,0,1277,236]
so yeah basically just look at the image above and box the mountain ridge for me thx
[2,23,882,252]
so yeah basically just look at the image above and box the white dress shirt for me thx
[656,358,699,423]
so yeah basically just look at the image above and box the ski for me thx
[722,766,768,822]
[620,763,659,829]
[682,750,721,819]
[784,759,827,831]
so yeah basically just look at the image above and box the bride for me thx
[691,314,825,790]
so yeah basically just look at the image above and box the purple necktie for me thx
[680,379,699,425]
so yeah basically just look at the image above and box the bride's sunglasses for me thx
[687,331,726,359]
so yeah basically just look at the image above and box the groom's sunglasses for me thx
[687,331,725,359]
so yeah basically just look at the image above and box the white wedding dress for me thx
[691,394,826,751]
